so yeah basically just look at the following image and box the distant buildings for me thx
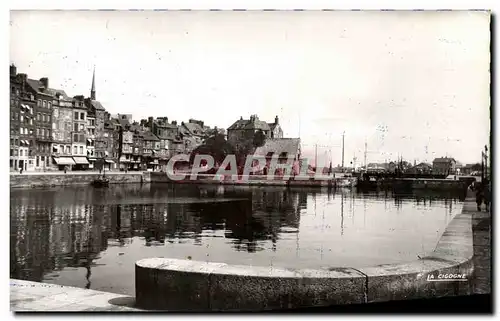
[432,157,457,175]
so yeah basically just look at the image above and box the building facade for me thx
[71,96,89,170]
[227,115,272,150]
[10,65,21,171]
[432,157,457,175]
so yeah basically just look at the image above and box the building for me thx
[179,119,211,154]
[26,77,56,171]
[406,162,433,175]
[143,117,180,168]
[253,138,301,175]
[432,157,457,175]
[85,68,108,167]
[71,95,89,170]
[142,131,160,171]
[267,116,283,139]
[86,109,96,169]
[10,65,22,171]
[16,74,37,172]
[129,122,144,171]
[227,115,273,150]
[50,90,74,170]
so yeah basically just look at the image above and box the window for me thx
[38,99,42,106]
[42,101,46,107]
[36,157,39,167]
[29,118,33,125]
[80,146,83,154]
[37,113,41,121]
[15,112,18,120]
[74,123,79,132]
[19,150,23,157]
[80,134,84,142]
[10,149,13,157]
[74,112,79,120]
[48,102,52,109]
[36,128,40,136]
[73,146,78,154]
[20,115,23,122]
[10,111,14,120]
[73,134,79,142]
[41,129,45,137]
[80,124,84,131]
[47,116,51,123]
[80,112,85,120]
[15,139,18,146]
[30,106,33,114]
[66,146,70,154]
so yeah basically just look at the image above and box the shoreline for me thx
[10,171,468,191]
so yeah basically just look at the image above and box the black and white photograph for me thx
[8,7,492,314]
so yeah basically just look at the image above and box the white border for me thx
[3,1,497,320]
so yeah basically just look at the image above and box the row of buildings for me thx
[10,64,301,172]
[363,157,479,176]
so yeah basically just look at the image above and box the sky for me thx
[10,10,490,166]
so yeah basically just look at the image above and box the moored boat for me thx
[92,177,109,187]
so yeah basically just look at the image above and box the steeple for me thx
[90,66,96,100]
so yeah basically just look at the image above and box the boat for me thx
[337,177,358,188]
[92,176,109,187]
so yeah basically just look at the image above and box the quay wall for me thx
[10,172,151,188]
[149,172,333,187]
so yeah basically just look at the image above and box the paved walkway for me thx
[10,279,142,312]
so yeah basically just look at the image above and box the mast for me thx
[364,139,367,169]
[341,131,345,171]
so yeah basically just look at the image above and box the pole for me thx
[364,139,367,170]
[341,132,345,171]
[315,144,318,170]
[484,145,488,181]
[481,151,484,182]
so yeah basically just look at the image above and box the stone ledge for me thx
[134,191,477,311]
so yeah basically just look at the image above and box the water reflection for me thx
[10,184,465,294]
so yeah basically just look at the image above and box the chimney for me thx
[148,117,154,129]
[10,64,17,77]
[240,116,243,120]
[275,115,279,125]
[40,77,49,89]
[172,121,177,126]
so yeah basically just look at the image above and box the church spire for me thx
[90,66,96,100]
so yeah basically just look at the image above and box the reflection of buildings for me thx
[10,189,109,285]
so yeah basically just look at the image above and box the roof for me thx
[90,100,105,111]
[268,123,278,131]
[228,116,271,131]
[182,122,206,136]
[254,138,301,157]
[26,79,56,97]
[142,130,159,141]
[227,119,248,130]
[46,88,71,100]
[433,157,456,163]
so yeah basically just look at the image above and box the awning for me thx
[88,158,97,161]
[105,160,115,164]
[53,157,76,165]
[73,157,89,165]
